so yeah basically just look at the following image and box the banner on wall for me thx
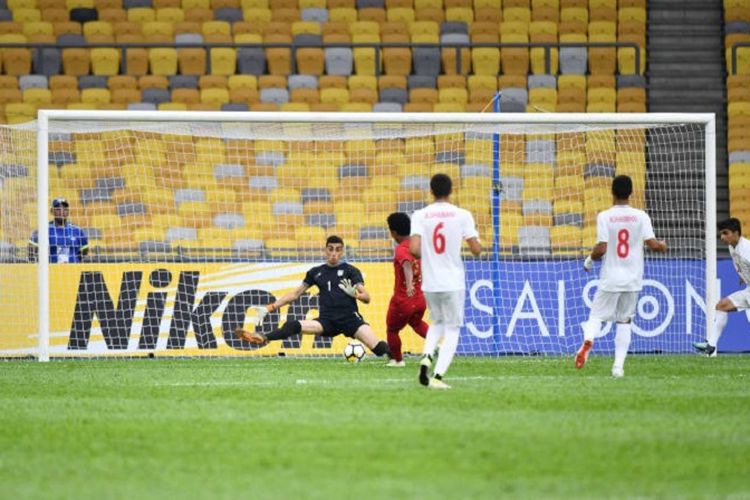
[0,259,747,356]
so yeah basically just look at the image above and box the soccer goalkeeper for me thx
[235,235,391,358]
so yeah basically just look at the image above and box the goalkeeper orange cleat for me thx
[234,327,268,345]
[575,340,593,369]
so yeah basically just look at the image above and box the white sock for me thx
[613,322,632,370]
[707,310,728,347]
[422,324,444,357]
[582,318,600,343]
[434,325,460,377]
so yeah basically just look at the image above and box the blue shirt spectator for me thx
[29,198,89,263]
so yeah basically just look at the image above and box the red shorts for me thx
[386,294,427,333]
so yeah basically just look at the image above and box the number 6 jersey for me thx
[411,201,479,293]
[596,205,656,292]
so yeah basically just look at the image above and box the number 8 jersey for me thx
[596,205,656,292]
[411,201,479,292]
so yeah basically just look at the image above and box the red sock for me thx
[387,331,402,362]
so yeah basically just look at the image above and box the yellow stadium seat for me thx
[156,7,185,22]
[200,87,230,106]
[504,6,530,23]
[209,48,237,75]
[472,48,500,76]
[128,7,156,22]
[61,48,90,76]
[22,21,53,38]
[14,9,41,22]
[8,0,36,8]
[184,0,210,7]
[22,88,51,106]
[81,88,111,105]
[5,102,36,124]
[91,48,121,75]
[149,48,178,75]
[142,21,174,41]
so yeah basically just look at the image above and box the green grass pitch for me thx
[1,355,749,499]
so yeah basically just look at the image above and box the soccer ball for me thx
[343,342,366,363]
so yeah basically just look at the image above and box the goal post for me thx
[1,110,719,359]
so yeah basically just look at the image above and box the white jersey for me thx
[729,236,750,286]
[596,205,656,292]
[411,201,479,292]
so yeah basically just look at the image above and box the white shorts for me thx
[728,288,750,311]
[425,290,465,327]
[589,290,639,323]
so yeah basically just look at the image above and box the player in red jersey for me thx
[385,212,429,367]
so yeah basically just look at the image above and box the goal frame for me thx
[35,110,717,361]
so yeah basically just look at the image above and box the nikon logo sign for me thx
[68,269,325,351]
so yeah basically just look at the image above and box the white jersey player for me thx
[575,175,667,377]
[693,218,750,357]
[410,173,482,389]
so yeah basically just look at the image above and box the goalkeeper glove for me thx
[338,278,358,299]
[583,255,594,272]
[255,304,275,324]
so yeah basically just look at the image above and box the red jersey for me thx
[392,240,423,299]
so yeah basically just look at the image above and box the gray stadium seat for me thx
[301,7,328,22]
[301,188,331,203]
[169,75,198,89]
[57,33,85,46]
[214,8,242,22]
[33,48,61,76]
[519,226,551,256]
[398,200,426,213]
[356,0,383,7]
[142,88,170,106]
[440,21,468,35]
[373,102,402,112]
[412,48,441,76]
[523,200,552,216]
[260,87,289,104]
[49,152,75,167]
[19,74,47,90]
[233,239,264,253]
[729,151,750,164]
[123,0,151,8]
[174,188,205,204]
[214,163,244,180]
[306,213,336,228]
[96,177,125,190]
[554,213,583,227]
[435,151,464,164]
[237,47,265,75]
[213,213,245,229]
[498,87,527,112]
[69,7,97,23]
[408,75,436,89]
[339,164,368,178]
[128,102,157,111]
[560,46,587,74]
[617,75,646,88]
[401,175,430,190]
[324,48,353,76]
[440,33,469,44]
[379,87,407,104]
[288,74,318,90]
[221,103,249,111]
[79,75,108,89]
[249,175,279,190]
[175,33,203,45]
[584,163,616,178]
[461,163,490,177]
[499,176,524,201]
[117,203,147,217]
[0,164,28,177]
[80,188,112,205]
[166,227,197,242]
[294,33,322,45]
[272,201,304,215]
[359,226,389,240]
[255,151,285,166]
[527,75,556,89]
[0,9,11,21]
[139,241,172,255]
[526,139,555,163]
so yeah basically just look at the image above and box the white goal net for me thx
[0,111,715,360]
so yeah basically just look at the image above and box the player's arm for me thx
[466,236,482,256]
[402,260,415,296]
[266,282,311,312]
[409,235,421,258]
[645,238,667,253]
[583,242,606,272]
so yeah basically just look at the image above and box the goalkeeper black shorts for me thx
[314,311,368,338]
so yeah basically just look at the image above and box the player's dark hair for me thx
[611,175,633,199]
[326,235,344,246]
[718,217,742,235]
[430,173,453,198]
[387,212,411,236]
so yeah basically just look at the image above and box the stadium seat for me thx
[91,48,120,75]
